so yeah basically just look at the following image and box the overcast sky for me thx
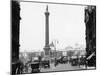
[20,2,86,52]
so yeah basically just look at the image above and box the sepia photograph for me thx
[11,0,96,74]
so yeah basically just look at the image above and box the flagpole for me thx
[53,39,58,67]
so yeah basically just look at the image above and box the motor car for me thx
[56,57,62,64]
[41,58,50,68]
[56,56,68,64]
[31,62,40,73]
[30,57,40,73]
[61,56,68,64]
[70,56,78,66]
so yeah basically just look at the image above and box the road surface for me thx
[40,63,86,72]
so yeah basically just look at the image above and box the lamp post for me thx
[52,39,59,66]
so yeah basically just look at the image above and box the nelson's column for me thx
[43,5,51,58]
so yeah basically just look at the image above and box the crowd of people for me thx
[12,54,95,74]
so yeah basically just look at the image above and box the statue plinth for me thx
[44,46,50,56]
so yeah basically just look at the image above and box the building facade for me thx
[12,0,21,74]
[85,6,96,67]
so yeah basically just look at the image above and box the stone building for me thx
[12,0,21,74]
[85,6,96,67]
